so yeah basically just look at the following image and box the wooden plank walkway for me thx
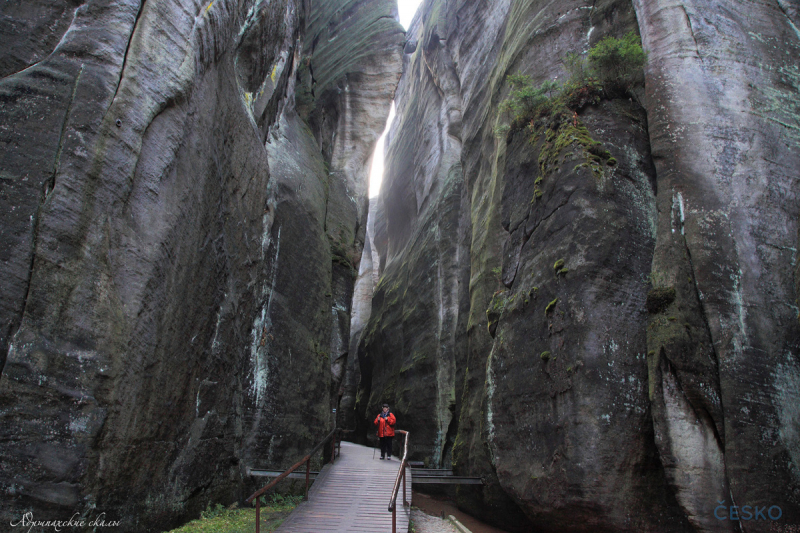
[275,441,411,533]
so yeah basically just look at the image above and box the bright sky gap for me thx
[368,0,422,198]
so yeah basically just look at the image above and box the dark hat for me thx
[382,403,389,408]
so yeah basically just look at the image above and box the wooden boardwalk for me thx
[275,441,411,533]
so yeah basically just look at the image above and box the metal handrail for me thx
[388,429,410,533]
[246,427,339,533]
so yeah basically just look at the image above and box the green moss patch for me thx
[496,32,646,181]
[536,120,612,179]
[486,290,511,337]
[646,287,676,314]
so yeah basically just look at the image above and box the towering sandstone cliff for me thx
[0,0,402,530]
[1,0,799,531]
[355,0,800,531]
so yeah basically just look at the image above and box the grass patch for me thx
[164,496,302,533]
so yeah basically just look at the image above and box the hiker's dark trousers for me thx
[380,436,393,458]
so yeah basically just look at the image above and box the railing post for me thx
[402,466,406,506]
[387,430,410,530]
[330,432,335,463]
[304,457,311,500]
[255,495,261,533]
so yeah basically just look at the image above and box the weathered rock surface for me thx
[356,0,800,531]
[0,0,402,530]
[634,0,800,529]
[3,0,799,530]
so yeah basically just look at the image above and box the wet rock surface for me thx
[0,0,401,530]
[634,1,800,530]
[355,0,800,531]
[2,0,799,531]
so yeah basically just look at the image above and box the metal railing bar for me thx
[388,429,410,533]
[248,470,320,478]
[245,427,337,504]
[246,427,339,533]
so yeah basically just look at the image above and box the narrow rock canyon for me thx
[1,0,798,531]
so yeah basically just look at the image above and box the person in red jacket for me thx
[374,403,396,460]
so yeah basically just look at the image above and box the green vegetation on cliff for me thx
[499,32,646,129]
[585,32,647,96]
[497,33,646,183]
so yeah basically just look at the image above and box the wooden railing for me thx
[245,428,339,533]
[387,429,410,533]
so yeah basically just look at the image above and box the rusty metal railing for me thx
[246,427,339,533]
[387,429,410,533]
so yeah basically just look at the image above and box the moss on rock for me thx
[646,287,676,314]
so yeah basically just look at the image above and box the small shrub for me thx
[496,32,646,140]
[201,504,228,520]
[494,123,511,138]
[499,74,553,127]
[167,497,301,533]
[587,32,646,96]
[267,493,303,510]
[491,266,503,282]
[562,52,589,84]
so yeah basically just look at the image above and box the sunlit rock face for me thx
[0,0,402,530]
[357,0,800,531]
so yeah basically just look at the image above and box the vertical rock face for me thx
[633,0,800,530]
[355,3,470,474]
[0,0,402,530]
[358,0,800,531]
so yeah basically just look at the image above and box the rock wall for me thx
[0,0,402,530]
[635,0,800,530]
[355,0,800,531]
